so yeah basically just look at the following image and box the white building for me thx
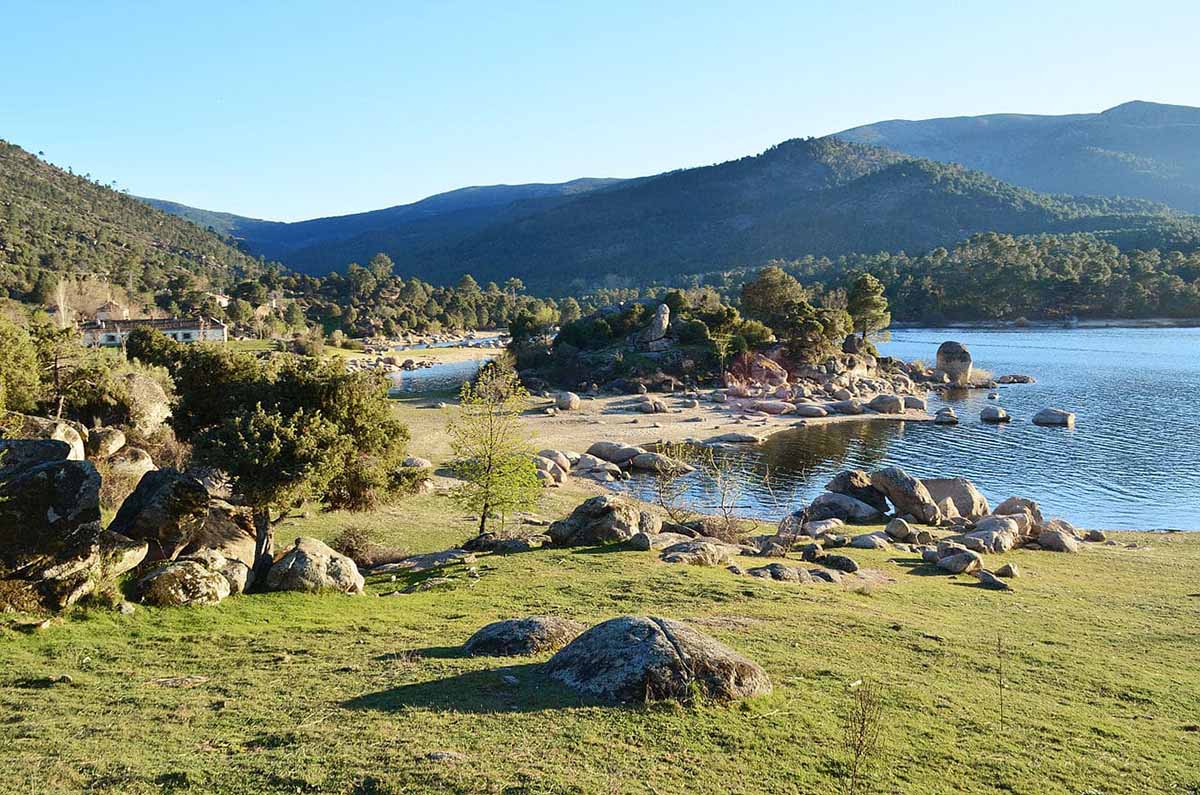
[81,317,228,347]
[93,300,130,322]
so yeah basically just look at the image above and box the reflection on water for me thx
[611,327,1200,531]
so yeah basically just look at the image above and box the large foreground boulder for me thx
[1,440,145,610]
[10,415,86,461]
[108,469,210,561]
[824,470,890,515]
[921,477,990,520]
[808,491,884,524]
[133,557,232,607]
[266,537,365,594]
[463,616,586,656]
[870,467,941,524]
[545,616,772,703]
[549,495,661,546]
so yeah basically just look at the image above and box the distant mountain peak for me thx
[1099,100,1200,124]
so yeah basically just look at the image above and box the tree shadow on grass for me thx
[343,662,588,714]
[890,557,951,577]
[570,544,637,556]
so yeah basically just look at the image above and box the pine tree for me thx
[846,273,891,340]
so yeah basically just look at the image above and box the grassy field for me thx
[3,395,1199,794]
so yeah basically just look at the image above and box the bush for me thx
[676,318,710,345]
[329,526,409,569]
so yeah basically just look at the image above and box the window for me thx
[105,334,116,343]
[182,332,193,340]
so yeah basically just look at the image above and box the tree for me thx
[558,297,582,325]
[127,330,410,577]
[740,266,807,329]
[194,406,347,579]
[368,252,394,282]
[284,301,306,330]
[0,317,42,413]
[447,363,540,535]
[778,300,852,363]
[847,273,891,340]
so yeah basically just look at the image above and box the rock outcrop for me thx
[870,467,941,524]
[265,537,365,594]
[548,495,661,546]
[463,616,586,656]
[545,616,771,703]
[1,440,145,611]
[108,469,210,561]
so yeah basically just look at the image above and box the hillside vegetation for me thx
[837,100,1200,213]
[146,135,1200,295]
[0,141,265,302]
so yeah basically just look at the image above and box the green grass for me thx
[3,481,1198,794]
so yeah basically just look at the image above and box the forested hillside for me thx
[372,139,1200,293]
[0,141,265,302]
[837,101,1200,213]
[142,177,627,267]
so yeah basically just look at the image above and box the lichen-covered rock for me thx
[629,531,693,551]
[937,550,983,574]
[134,558,231,607]
[463,616,586,656]
[549,495,660,546]
[106,447,157,480]
[10,415,86,461]
[108,468,209,561]
[122,372,171,435]
[266,537,364,594]
[659,540,736,566]
[87,427,127,458]
[545,616,772,703]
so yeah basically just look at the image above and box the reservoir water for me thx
[611,327,1200,531]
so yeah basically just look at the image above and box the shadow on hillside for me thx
[343,663,587,714]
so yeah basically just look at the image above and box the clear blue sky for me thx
[2,0,1196,221]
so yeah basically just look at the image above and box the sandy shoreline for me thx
[518,392,933,454]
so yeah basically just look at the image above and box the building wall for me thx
[82,324,227,347]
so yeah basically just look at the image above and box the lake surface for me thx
[611,327,1200,531]
[386,352,495,393]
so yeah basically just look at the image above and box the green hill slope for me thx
[0,140,266,299]
[836,100,1200,213]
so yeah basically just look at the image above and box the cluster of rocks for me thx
[346,355,437,375]
[0,430,365,612]
[720,348,928,418]
[531,443,693,487]
[0,438,148,611]
[462,614,771,704]
[538,494,893,591]
[782,465,1106,589]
